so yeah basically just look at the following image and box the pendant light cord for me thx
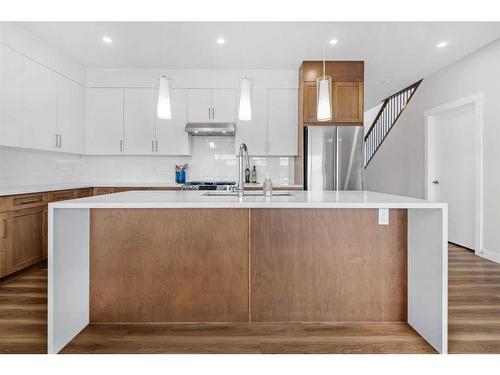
[322,43,326,78]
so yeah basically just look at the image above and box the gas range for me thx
[181,181,237,191]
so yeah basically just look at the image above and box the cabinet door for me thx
[57,76,84,153]
[156,89,191,155]
[0,44,23,147]
[0,212,9,276]
[267,89,298,156]
[303,82,318,123]
[1,207,44,276]
[211,88,236,122]
[333,82,364,123]
[86,88,124,154]
[235,88,268,155]
[187,89,211,122]
[124,88,157,154]
[22,58,58,151]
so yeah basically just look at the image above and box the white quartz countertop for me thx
[49,190,447,209]
[0,182,303,197]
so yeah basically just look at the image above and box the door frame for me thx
[424,92,484,254]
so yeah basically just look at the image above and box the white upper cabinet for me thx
[187,88,236,123]
[0,45,22,147]
[56,76,84,153]
[86,88,124,154]
[124,88,157,155]
[22,57,58,151]
[267,89,298,156]
[235,88,268,155]
[156,89,191,155]
[211,89,236,122]
[187,89,212,123]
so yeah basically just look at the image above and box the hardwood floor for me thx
[0,262,47,354]
[60,322,434,354]
[1,243,499,354]
[448,243,500,353]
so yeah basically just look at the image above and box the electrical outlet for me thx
[378,208,389,225]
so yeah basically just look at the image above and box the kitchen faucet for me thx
[236,143,250,197]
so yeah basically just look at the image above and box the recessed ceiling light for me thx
[329,39,338,45]
[102,36,113,44]
[216,38,226,45]
[437,41,448,48]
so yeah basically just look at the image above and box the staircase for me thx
[364,79,422,167]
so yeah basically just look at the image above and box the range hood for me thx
[185,122,235,136]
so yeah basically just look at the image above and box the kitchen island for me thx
[48,190,447,354]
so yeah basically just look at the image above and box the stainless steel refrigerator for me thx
[303,126,364,191]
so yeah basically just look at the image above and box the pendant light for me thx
[238,23,252,121]
[238,76,252,121]
[157,75,172,119]
[317,44,332,121]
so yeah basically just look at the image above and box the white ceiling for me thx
[18,22,500,108]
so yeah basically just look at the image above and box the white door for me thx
[124,88,157,154]
[22,57,58,151]
[86,88,124,154]
[427,102,475,249]
[211,88,236,122]
[267,89,298,156]
[56,76,84,153]
[187,89,211,122]
[235,88,268,155]
[0,44,22,147]
[156,89,191,155]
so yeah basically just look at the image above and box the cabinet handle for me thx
[55,134,58,148]
[212,107,215,120]
[59,134,62,148]
[120,140,123,152]
[208,107,211,120]
[2,218,6,239]
[155,140,159,152]
[18,198,41,205]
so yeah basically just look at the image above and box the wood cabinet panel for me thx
[303,82,318,123]
[76,188,93,198]
[250,208,407,322]
[50,190,77,202]
[0,207,44,277]
[333,82,364,123]
[89,208,249,322]
[302,61,364,82]
[92,187,114,196]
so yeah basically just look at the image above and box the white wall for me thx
[363,103,383,132]
[364,39,500,262]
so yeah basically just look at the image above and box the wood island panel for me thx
[89,208,249,322]
[250,208,407,322]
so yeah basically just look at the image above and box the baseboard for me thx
[477,249,500,264]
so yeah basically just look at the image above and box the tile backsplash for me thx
[0,146,81,187]
[0,137,294,188]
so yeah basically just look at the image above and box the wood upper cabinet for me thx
[0,207,44,277]
[333,82,364,123]
[302,81,364,124]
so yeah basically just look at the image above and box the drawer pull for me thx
[16,197,43,205]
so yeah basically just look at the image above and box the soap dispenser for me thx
[263,172,273,197]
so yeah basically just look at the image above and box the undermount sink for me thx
[202,191,295,197]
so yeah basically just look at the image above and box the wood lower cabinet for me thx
[0,207,44,277]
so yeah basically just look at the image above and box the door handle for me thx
[432,180,439,185]
[2,218,6,239]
